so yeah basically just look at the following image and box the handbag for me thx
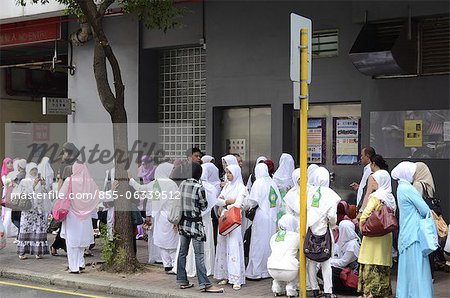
[219,206,242,236]
[245,205,257,221]
[303,226,332,262]
[361,203,398,237]
[419,211,439,256]
[421,182,442,216]
[168,196,183,225]
[131,204,144,226]
[10,190,32,211]
[52,177,72,222]
[339,267,358,289]
[431,210,448,239]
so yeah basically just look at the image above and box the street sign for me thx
[290,13,312,83]
[42,97,73,115]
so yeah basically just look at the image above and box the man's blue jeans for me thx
[176,234,211,290]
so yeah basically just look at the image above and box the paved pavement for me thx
[0,234,449,297]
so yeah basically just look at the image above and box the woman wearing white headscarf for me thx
[331,220,360,294]
[246,156,267,192]
[357,170,396,298]
[307,164,319,187]
[201,155,215,164]
[273,153,295,197]
[38,157,54,191]
[392,161,433,298]
[174,162,219,277]
[221,155,239,187]
[284,168,300,218]
[268,213,300,297]
[214,164,247,290]
[130,162,177,271]
[306,167,340,298]
[246,163,282,279]
[60,162,100,273]
[11,159,27,239]
[16,162,49,259]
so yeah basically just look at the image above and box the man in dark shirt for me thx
[171,147,202,185]
[176,163,223,293]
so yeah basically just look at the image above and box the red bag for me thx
[52,177,72,222]
[339,267,358,289]
[362,204,398,237]
[219,206,242,236]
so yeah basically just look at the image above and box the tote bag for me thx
[419,211,439,256]
[52,177,72,222]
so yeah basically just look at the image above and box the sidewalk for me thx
[0,234,449,297]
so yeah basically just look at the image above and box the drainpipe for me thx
[70,22,92,46]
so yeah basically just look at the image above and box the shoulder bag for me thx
[52,177,72,222]
[303,226,332,262]
[361,203,398,237]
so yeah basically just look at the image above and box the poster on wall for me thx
[307,118,326,164]
[404,120,423,147]
[333,117,361,165]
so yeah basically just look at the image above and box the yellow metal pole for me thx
[299,28,309,298]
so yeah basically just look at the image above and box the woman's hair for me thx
[370,154,389,171]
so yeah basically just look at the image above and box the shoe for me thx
[79,267,85,271]
[51,246,59,256]
[232,284,241,290]
[69,271,80,274]
[203,286,224,293]
[35,255,42,259]
[18,255,27,260]
[179,283,194,289]
[13,239,19,244]
[218,280,228,285]
[313,290,322,298]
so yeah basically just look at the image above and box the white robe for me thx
[246,163,282,279]
[214,165,247,286]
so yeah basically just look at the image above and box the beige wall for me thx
[0,99,66,162]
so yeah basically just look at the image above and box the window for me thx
[420,16,450,75]
[312,29,339,58]
[158,47,206,159]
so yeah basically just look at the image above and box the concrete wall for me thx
[67,15,139,183]
[140,0,449,218]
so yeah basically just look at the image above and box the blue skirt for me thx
[396,241,434,298]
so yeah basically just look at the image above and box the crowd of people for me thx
[1,144,449,297]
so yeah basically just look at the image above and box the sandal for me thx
[35,255,42,259]
[19,255,27,260]
[232,284,241,290]
[51,246,59,256]
[203,286,224,293]
[180,283,194,289]
[218,280,228,285]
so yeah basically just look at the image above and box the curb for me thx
[0,268,205,298]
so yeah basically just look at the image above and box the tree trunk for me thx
[78,0,138,272]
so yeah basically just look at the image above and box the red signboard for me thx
[0,17,61,47]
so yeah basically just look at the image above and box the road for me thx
[0,279,115,298]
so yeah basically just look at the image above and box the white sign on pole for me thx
[290,13,312,83]
[42,97,73,115]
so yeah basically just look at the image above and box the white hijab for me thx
[38,157,54,186]
[370,169,397,212]
[307,164,319,186]
[284,168,300,216]
[307,167,341,228]
[250,163,281,222]
[256,156,267,164]
[278,213,299,233]
[201,155,215,164]
[201,163,219,215]
[391,161,417,184]
[222,155,238,167]
[220,164,246,208]
[273,153,295,190]
[201,162,221,193]
[336,220,360,258]
[25,162,38,179]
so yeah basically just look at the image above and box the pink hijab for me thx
[69,163,100,220]
[1,158,13,185]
